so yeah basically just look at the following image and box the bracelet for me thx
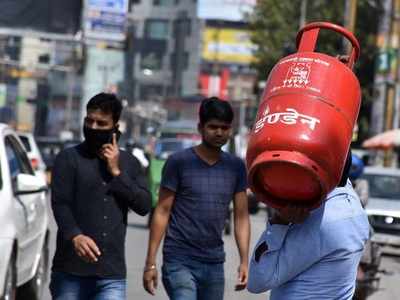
[143,264,156,272]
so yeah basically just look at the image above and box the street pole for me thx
[394,0,400,130]
[101,65,109,90]
[63,42,78,133]
[369,0,392,166]
[172,11,187,97]
[384,0,400,166]
[299,0,308,29]
[343,0,358,53]
[124,21,136,139]
[64,69,75,132]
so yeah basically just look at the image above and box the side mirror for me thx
[14,173,48,196]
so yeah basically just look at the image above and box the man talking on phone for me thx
[50,93,151,300]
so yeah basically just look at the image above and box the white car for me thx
[0,124,49,300]
[363,166,400,255]
[17,132,47,184]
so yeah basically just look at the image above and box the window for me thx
[5,136,34,179]
[153,0,179,5]
[6,142,21,178]
[170,52,189,70]
[173,19,191,36]
[140,52,163,70]
[18,136,31,151]
[364,174,400,200]
[145,20,169,40]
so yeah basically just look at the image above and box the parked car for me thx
[17,132,47,184]
[0,124,49,300]
[362,166,400,255]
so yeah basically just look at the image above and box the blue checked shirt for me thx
[247,181,370,300]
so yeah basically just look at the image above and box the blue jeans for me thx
[162,256,225,300]
[49,272,126,300]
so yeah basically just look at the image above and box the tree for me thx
[248,0,383,145]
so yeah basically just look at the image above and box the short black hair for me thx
[199,97,234,125]
[86,93,123,123]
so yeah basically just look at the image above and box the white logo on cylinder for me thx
[254,106,320,133]
[283,62,311,88]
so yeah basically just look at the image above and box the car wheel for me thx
[17,239,49,300]
[1,253,16,300]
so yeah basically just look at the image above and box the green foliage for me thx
[248,0,383,144]
[248,0,301,77]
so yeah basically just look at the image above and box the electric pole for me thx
[383,0,400,166]
[299,0,308,29]
[343,0,358,53]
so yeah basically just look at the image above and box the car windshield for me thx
[363,173,400,200]
[155,139,198,158]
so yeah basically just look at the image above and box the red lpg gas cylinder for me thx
[246,22,361,209]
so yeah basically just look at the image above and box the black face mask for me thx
[83,126,120,154]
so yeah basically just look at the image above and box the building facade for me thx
[129,0,257,107]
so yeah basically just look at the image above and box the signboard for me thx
[199,69,230,99]
[84,0,129,42]
[197,0,256,22]
[202,27,257,65]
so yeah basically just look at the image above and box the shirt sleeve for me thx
[160,154,180,192]
[247,222,322,294]
[235,158,248,193]
[109,152,151,216]
[51,150,82,241]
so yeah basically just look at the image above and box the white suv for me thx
[0,124,49,300]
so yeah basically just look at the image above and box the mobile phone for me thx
[108,128,122,144]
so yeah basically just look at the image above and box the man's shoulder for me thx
[52,144,83,171]
[318,184,369,229]
[221,152,246,168]
[119,148,143,167]
[119,147,134,159]
[168,148,194,162]
[56,143,81,160]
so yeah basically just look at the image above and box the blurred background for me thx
[0,0,391,164]
[2,1,400,300]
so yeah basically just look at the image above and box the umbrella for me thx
[362,129,400,149]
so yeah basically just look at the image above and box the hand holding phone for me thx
[102,133,121,176]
